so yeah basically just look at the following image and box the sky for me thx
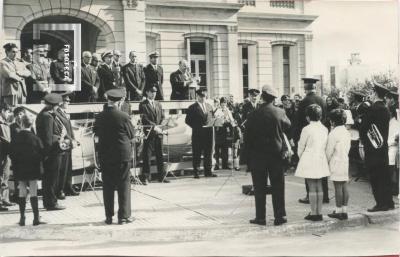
[305,0,398,76]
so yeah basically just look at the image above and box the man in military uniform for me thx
[295,78,329,204]
[144,51,164,100]
[122,51,146,101]
[245,85,291,226]
[35,93,66,210]
[139,86,170,184]
[360,82,393,212]
[97,51,117,101]
[28,47,51,103]
[94,89,135,225]
[185,88,217,179]
[242,89,260,123]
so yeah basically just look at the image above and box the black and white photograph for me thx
[0,0,399,256]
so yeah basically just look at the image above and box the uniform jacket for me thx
[295,121,330,179]
[139,99,164,139]
[359,100,390,166]
[97,63,117,100]
[94,105,135,164]
[0,57,30,97]
[30,61,51,91]
[185,101,213,134]
[242,100,258,124]
[144,64,164,100]
[35,108,63,156]
[79,62,99,101]
[170,69,190,100]
[325,125,351,181]
[294,92,326,142]
[55,107,75,141]
[122,62,145,100]
[10,130,44,181]
[244,102,291,170]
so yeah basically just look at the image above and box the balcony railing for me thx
[270,0,295,8]
[239,0,256,6]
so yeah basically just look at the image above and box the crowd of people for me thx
[0,42,398,226]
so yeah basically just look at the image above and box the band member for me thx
[350,91,366,129]
[97,51,117,100]
[0,103,12,211]
[0,43,31,105]
[50,48,73,85]
[56,92,79,197]
[144,51,164,100]
[10,114,46,226]
[76,51,99,102]
[245,85,291,226]
[242,89,260,123]
[94,89,135,225]
[35,93,66,211]
[139,86,170,184]
[185,88,217,178]
[170,59,194,100]
[295,78,329,205]
[28,47,51,103]
[122,51,146,101]
[360,82,393,212]
[112,50,124,88]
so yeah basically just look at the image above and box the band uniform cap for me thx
[372,81,389,94]
[101,50,113,60]
[60,91,73,101]
[350,90,366,98]
[261,84,278,98]
[302,77,319,90]
[388,89,399,97]
[195,88,207,97]
[248,88,260,96]
[281,95,290,102]
[44,93,63,105]
[149,51,160,58]
[105,89,124,101]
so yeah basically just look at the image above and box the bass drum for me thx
[358,141,365,161]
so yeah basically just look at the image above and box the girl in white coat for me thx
[295,104,330,221]
[326,109,351,220]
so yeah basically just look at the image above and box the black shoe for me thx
[249,218,266,226]
[304,213,323,221]
[205,173,217,177]
[57,192,66,200]
[274,217,287,226]
[341,213,348,220]
[105,217,112,225]
[327,211,343,220]
[323,198,330,204]
[33,218,46,226]
[46,205,66,211]
[2,201,15,207]
[158,178,171,183]
[19,216,25,226]
[142,178,149,185]
[118,217,134,225]
[222,165,229,170]
[0,206,8,211]
[298,197,310,204]
[367,205,389,212]
[193,172,200,179]
[214,165,220,171]
[65,189,80,196]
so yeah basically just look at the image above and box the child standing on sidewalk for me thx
[295,104,330,221]
[10,114,45,226]
[326,109,351,220]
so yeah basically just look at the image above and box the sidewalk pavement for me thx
[0,170,398,242]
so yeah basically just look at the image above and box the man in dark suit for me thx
[50,48,73,85]
[76,51,99,102]
[185,88,217,178]
[244,85,291,226]
[35,93,66,211]
[241,89,260,127]
[122,51,145,101]
[139,86,170,184]
[144,51,164,100]
[360,82,393,212]
[56,92,79,198]
[94,89,135,225]
[97,51,117,101]
[295,78,329,204]
[170,59,193,100]
[112,50,124,88]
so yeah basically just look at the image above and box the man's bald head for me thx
[179,59,189,71]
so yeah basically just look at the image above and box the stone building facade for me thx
[0,0,317,100]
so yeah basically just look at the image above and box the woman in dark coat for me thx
[10,114,45,226]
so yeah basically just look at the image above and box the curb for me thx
[0,210,398,242]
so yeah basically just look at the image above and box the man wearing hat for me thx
[27,47,51,103]
[97,50,117,100]
[242,89,260,123]
[76,51,99,102]
[144,51,164,100]
[94,88,135,224]
[35,93,66,210]
[185,88,217,178]
[360,82,393,212]
[139,86,170,184]
[244,85,291,226]
[122,51,145,101]
[55,92,79,198]
[295,78,329,204]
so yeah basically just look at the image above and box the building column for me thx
[227,26,241,100]
[0,0,4,59]
[122,0,147,63]
[304,34,313,77]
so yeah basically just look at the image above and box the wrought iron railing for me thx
[270,0,295,8]
[238,0,256,6]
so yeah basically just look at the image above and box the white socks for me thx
[342,206,347,213]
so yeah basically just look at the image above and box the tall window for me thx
[330,66,336,87]
[189,41,208,92]
[242,46,249,98]
[283,46,290,95]
[270,0,295,8]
